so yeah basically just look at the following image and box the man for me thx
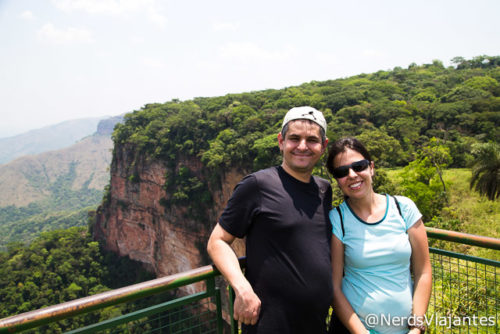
[207,106,333,333]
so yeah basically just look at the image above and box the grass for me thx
[385,168,499,261]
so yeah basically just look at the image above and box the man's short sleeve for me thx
[218,174,261,238]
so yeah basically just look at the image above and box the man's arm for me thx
[207,223,261,325]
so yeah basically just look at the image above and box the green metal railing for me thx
[426,228,499,333]
[0,262,237,334]
[0,228,498,333]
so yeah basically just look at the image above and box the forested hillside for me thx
[1,56,498,325]
[0,227,154,331]
[111,56,499,223]
[0,116,122,248]
[115,56,498,170]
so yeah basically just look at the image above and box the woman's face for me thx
[333,148,374,200]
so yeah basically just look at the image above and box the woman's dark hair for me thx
[326,137,372,174]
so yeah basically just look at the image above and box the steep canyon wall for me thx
[93,144,247,284]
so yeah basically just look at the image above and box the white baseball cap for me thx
[281,106,327,133]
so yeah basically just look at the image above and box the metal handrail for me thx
[0,264,220,333]
[0,230,497,333]
[426,227,500,250]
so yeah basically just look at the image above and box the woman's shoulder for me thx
[391,194,422,227]
[392,194,416,207]
[329,201,346,218]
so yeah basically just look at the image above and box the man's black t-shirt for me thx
[219,166,333,334]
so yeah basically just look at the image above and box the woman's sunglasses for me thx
[332,159,371,179]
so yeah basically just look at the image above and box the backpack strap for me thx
[336,206,345,237]
[391,195,403,218]
[390,195,407,233]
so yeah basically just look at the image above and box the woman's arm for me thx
[331,235,369,334]
[408,219,432,333]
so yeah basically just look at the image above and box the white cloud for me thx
[313,52,341,66]
[51,0,167,28]
[19,10,35,20]
[146,6,167,28]
[212,21,239,32]
[195,59,222,73]
[219,42,291,64]
[141,57,166,69]
[130,34,145,44]
[37,23,94,44]
[52,0,138,14]
[362,49,386,58]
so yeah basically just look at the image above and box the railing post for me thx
[206,276,224,333]
[215,286,223,334]
[228,285,238,334]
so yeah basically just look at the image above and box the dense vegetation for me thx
[114,56,499,168]
[112,55,499,223]
[0,55,498,330]
[0,162,103,249]
[0,227,155,331]
[0,119,118,249]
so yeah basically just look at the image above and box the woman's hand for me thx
[407,327,422,334]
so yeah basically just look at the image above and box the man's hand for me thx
[207,224,261,325]
[233,287,261,325]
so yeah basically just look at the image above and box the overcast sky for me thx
[1,0,499,138]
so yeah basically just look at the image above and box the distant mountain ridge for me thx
[0,134,113,207]
[0,117,109,164]
[0,116,123,247]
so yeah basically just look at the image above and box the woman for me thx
[327,137,432,334]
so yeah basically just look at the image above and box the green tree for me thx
[400,140,452,220]
[421,138,453,198]
[470,142,500,200]
[252,134,281,170]
[357,129,405,167]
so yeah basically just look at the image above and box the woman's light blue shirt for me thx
[330,195,422,334]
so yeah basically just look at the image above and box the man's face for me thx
[278,120,327,175]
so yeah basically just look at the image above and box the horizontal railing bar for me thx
[0,264,219,333]
[0,230,497,333]
[426,227,500,250]
[429,247,500,267]
[67,290,212,334]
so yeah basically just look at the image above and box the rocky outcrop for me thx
[96,115,124,136]
[93,143,248,283]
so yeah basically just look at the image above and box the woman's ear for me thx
[322,138,329,153]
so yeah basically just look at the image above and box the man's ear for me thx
[277,132,284,151]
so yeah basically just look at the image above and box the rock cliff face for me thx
[93,143,247,282]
